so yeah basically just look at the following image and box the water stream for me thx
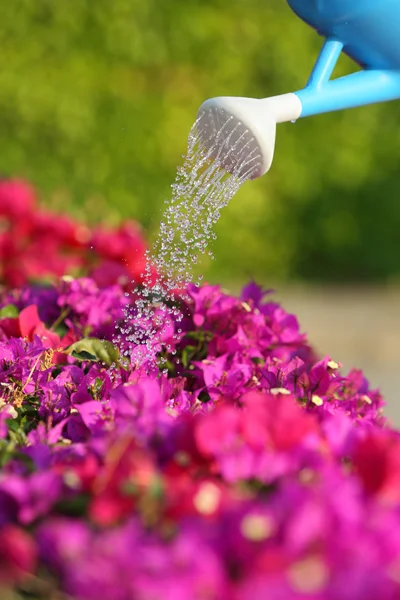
[116,109,262,370]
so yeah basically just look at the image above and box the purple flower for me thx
[195,353,253,401]
[58,277,127,337]
[0,471,62,525]
[110,378,174,441]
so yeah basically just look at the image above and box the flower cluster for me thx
[0,267,397,600]
[0,179,148,288]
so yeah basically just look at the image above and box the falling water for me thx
[117,108,262,370]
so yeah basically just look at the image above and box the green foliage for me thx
[1,0,400,283]
[0,305,19,318]
[66,338,121,367]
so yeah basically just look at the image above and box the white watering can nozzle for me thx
[196,94,302,179]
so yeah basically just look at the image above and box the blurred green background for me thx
[1,0,400,286]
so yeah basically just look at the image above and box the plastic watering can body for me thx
[287,0,400,70]
[286,0,400,118]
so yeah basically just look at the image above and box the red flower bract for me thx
[0,179,149,289]
[0,525,37,584]
[353,430,400,503]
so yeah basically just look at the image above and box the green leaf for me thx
[6,418,20,433]
[198,390,211,403]
[181,345,196,368]
[55,494,90,517]
[186,330,213,343]
[71,349,97,362]
[0,304,19,318]
[66,338,120,367]
[251,357,265,366]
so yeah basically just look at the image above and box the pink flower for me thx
[0,179,36,218]
[194,392,319,483]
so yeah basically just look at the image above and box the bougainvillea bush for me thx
[0,179,148,289]
[1,181,400,600]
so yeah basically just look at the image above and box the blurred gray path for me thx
[271,286,400,427]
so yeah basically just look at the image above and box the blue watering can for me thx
[197,0,400,179]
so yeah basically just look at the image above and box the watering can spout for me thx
[295,68,400,119]
[293,37,400,117]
